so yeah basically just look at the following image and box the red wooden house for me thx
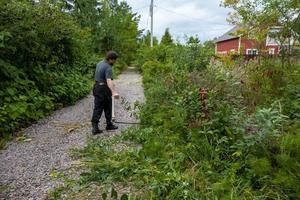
[215,26,281,56]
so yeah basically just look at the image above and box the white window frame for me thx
[253,49,258,55]
[218,51,227,55]
[268,48,275,55]
[246,49,258,55]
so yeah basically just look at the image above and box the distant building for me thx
[265,26,295,55]
[215,26,283,56]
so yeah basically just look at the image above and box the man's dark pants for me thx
[91,83,113,126]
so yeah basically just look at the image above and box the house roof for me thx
[215,26,241,43]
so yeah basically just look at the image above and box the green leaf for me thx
[120,194,129,200]
[111,188,118,199]
[101,192,107,200]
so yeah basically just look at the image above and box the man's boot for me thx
[106,123,118,131]
[92,123,103,135]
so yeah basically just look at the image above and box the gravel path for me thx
[0,68,144,200]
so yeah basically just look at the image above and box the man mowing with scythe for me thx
[91,51,120,135]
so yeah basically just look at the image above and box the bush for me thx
[62,40,299,199]
[0,1,93,138]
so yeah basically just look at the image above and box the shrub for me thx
[0,1,93,138]
[63,41,300,199]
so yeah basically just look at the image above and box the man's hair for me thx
[106,51,118,60]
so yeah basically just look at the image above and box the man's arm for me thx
[107,79,119,99]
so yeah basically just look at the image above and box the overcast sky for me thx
[124,0,233,42]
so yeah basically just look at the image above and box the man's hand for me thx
[113,93,120,99]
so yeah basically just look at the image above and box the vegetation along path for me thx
[0,68,144,200]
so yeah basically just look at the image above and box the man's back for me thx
[94,60,113,84]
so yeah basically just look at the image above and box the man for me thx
[91,51,120,135]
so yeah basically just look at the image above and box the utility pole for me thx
[150,0,154,47]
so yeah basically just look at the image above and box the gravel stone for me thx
[0,68,144,200]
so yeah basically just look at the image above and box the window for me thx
[268,48,275,55]
[246,49,258,55]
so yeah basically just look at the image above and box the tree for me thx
[222,0,300,64]
[59,0,101,28]
[140,30,158,47]
[0,0,95,136]
[203,40,215,50]
[95,0,141,63]
[59,0,141,64]
[187,35,200,45]
[160,28,173,46]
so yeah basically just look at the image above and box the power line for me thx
[141,2,151,32]
[155,6,192,19]
[142,1,231,42]
[145,11,150,31]
[155,0,164,4]
[133,5,149,11]
[155,5,229,26]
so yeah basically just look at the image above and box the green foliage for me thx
[0,1,93,139]
[95,0,141,65]
[134,41,214,73]
[69,43,300,199]
[37,2,299,196]
[139,30,159,47]
[240,59,300,118]
[281,133,300,159]
[1,0,90,73]
[187,36,200,45]
[160,28,174,46]
[0,0,140,145]
[248,157,272,177]
[222,0,300,63]
[62,0,141,65]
